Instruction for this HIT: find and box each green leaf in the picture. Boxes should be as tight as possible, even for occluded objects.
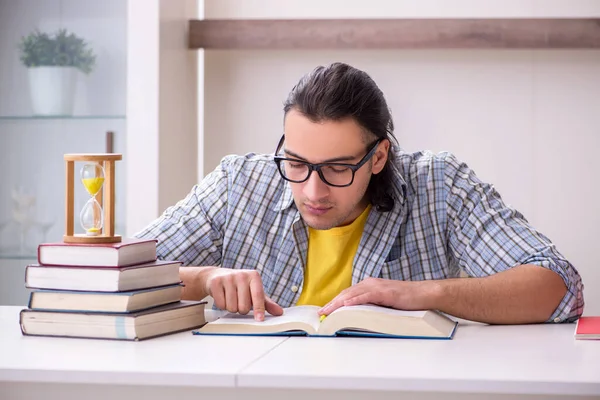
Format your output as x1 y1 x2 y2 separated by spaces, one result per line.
17 28 96 74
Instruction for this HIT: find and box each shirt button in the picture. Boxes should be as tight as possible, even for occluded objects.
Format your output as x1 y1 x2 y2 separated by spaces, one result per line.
554 317 560 323
291 285 299 293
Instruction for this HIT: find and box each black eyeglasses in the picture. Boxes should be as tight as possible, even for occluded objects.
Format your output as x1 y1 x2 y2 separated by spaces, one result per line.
273 135 382 187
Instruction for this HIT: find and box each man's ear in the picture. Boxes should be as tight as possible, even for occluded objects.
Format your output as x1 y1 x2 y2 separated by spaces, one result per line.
372 139 390 174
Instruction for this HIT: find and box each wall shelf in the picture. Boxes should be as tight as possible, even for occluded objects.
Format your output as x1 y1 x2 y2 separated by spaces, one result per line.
0 253 36 260
188 18 600 49
0 115 126 121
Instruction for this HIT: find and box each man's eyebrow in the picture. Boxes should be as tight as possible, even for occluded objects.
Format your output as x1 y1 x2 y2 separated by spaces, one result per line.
284 149 357 163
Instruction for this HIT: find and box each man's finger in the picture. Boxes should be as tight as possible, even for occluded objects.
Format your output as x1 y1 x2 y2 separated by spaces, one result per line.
318 284 361 315
236 279 252 315
249 276 266 321
265 296 284 316
342 292 371 307
211 282 226 310
318 295 346 316
224 278 238 313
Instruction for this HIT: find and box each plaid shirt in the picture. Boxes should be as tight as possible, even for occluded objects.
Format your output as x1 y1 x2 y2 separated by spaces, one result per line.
135 150 584 323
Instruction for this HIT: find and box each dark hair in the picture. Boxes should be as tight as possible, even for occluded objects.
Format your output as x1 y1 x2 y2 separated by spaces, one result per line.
283 62 397 212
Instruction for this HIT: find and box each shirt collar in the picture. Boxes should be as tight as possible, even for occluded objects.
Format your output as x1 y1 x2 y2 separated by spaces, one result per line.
388 162 407 207
274 181 295 212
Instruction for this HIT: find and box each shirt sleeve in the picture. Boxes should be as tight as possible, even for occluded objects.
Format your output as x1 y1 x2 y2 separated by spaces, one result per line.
442 153 584 323
133 158 230 267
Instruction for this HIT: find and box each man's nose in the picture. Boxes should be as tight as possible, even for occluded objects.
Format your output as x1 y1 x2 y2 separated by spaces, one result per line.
302 170 329 201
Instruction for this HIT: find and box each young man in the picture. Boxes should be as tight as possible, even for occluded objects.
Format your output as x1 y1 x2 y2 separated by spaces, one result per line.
135 62 584 325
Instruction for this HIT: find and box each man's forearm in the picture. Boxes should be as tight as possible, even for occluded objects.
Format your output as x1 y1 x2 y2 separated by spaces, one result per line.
429 265 567 324
179 266 218 300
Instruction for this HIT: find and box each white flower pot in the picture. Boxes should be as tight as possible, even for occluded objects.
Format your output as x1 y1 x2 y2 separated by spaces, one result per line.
28 66 77 116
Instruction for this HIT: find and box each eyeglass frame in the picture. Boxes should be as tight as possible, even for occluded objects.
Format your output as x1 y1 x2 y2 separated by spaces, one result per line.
273 134 383 188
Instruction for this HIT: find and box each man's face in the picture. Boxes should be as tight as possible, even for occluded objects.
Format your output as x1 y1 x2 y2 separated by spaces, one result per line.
282 109 388 230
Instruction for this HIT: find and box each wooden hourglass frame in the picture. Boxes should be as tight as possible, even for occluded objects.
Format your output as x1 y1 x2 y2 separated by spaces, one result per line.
63 153 122 244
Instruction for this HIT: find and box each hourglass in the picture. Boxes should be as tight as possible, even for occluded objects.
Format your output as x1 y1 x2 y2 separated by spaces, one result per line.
80 163 105 236
63 154 122 244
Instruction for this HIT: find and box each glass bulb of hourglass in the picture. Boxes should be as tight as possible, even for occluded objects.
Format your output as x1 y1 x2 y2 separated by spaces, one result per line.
80 163 105 236
80 198 103 235
81 163 105 196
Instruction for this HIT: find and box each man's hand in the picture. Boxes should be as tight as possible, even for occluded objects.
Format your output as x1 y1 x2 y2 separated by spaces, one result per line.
204 269 284 321
318 277 439 316
317 266 569 324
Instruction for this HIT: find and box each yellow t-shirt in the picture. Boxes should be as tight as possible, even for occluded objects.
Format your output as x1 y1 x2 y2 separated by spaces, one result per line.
296 204 372 307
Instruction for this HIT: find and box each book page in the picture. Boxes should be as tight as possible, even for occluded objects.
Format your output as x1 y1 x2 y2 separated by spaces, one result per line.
331 304 427 318
211 305 321 330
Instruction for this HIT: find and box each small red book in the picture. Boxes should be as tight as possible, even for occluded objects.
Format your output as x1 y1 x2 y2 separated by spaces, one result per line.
37 238 158 267
574 316 600 340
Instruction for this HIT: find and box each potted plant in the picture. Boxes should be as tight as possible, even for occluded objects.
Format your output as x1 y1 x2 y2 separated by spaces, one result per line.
18 29 96 116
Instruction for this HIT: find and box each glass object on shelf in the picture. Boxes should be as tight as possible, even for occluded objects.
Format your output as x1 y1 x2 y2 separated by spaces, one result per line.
80 162 105 236
11 187 36 255
0 186 57 258
0 220 13 256
36 217 56 244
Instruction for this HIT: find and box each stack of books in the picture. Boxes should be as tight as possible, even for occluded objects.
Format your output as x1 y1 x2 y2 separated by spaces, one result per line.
19 238 206 341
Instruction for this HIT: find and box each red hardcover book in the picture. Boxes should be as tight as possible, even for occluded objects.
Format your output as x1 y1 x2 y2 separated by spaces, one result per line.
37 238 157 267
574 316 600 340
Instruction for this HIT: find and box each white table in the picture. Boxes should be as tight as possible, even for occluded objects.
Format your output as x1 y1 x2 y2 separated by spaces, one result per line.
0 306 285 399
1 306 599 400
240 321 600 399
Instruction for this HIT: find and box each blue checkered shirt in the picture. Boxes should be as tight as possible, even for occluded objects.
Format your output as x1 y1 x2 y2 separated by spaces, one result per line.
135 150 584 323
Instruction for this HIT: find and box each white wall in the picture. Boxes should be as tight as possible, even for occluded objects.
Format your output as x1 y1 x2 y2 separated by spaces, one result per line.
126 0 198 236
202 1 600 315
205 0 600 18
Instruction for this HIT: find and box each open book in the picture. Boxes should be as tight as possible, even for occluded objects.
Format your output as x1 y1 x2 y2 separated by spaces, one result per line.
193 304 458 339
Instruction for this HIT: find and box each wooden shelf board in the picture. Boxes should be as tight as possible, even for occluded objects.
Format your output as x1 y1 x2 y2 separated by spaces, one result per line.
188 18 600 49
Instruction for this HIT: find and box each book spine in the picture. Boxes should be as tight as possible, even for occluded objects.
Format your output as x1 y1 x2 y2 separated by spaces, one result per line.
27 292 34 309
113 239 158 249
37 245 42 265
24 265 31 287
